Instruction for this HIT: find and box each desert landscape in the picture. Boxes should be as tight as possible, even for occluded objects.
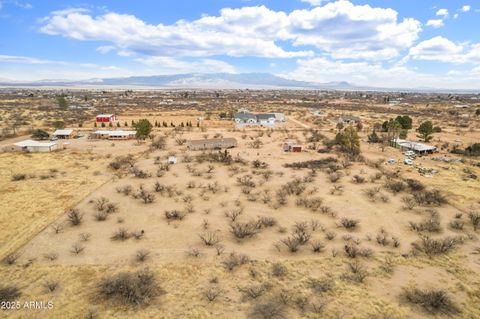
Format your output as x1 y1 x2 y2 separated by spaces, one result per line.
0 88 479 318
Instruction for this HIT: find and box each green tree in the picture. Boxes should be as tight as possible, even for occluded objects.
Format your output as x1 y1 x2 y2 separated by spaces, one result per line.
101 122 106 128
94 122 97 128
417 121 434 142
31 129 49 140
337 126 361 158
56 95 68 109
395 115 412 130
135 119 153 139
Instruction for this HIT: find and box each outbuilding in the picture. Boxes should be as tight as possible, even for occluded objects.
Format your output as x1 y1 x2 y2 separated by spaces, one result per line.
392 139 437 155
52 129 76 139
90 130 137 140
14 139 58 152
96 114 117 123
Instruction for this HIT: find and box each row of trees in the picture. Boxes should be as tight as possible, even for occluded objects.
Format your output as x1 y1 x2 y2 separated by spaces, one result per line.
370 115 439 143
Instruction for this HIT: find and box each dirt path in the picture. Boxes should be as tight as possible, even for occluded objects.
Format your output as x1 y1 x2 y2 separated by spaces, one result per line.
289 117 311 129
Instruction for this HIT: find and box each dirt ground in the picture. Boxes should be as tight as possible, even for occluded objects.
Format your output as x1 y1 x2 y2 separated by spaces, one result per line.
1 107 480 319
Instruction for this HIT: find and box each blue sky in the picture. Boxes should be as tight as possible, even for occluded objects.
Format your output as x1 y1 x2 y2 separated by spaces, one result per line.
0 0 479 89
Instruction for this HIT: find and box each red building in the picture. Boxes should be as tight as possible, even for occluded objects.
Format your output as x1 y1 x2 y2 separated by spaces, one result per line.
96 114 117 123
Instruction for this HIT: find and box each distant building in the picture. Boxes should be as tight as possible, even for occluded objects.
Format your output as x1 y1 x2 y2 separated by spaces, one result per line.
13 139 58 152
234 112 282 127
187 138 237 151
52 129 76 139
168 156 177 164
96 114 117 123
90 130 137 140
283 141 302 153
391 139 437 155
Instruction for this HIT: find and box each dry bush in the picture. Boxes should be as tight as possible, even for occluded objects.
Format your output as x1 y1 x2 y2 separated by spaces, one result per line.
272 262 288 277
330 185 344 195
329 172 341 183
238 283 268 300
0 285 21 302
43 252 59 261
131 166 151 179
165 210 186 221
44 280 59 292
94 211 108 221
135 249 150 263
222 252 249 271
199 231 222 246
131 230 145 240
116 185 133 196
409 210 441 233
402 196 416 210
137 186 155 204
344 260 368 283
281 237 301 253
51 223 64 234
309 277 335 293
296 196 323 212
250 299 287 319
344 243 372 258
93 197 109 211
111 228 131 241
363 187 380 201
376 228 390 246
412 235 464 256
225 208 243 222
11 173 27 181
237 175 256 188
2 252 21 265
405 179 425 192
385 180 406 194
325 231 336 241
413 190 447 206
310 240 325 253
281 178 306 196
230 220 261 239
79 232 91 242
340 217 359 230
257 216 277 228
469 212 480 231
97 269 159 307
449 219 464 230
352 175 365 184
70 243 85 255
67 209 83 226
185 247 202 258
402 287 459 315
204 285 223 302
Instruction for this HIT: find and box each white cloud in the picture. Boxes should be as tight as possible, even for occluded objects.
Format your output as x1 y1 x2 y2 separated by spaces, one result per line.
426 19 444 28
300 0 327 6
408 36 480 64
286 56 480 89
462 5 471 12
436 8 449 17
453 13 459 19
96 45 115 54
135 57 236 74
0 54 66 65
39 1 421 60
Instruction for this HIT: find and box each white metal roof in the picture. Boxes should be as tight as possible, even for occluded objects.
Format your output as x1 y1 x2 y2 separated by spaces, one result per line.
53 129 73 136
393 139 436 152
96 114 114 117
14 139 57 148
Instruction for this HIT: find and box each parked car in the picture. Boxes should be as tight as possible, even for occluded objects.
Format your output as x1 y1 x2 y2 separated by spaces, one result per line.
386 159 397 164
404 151 416 158
404 158 414 165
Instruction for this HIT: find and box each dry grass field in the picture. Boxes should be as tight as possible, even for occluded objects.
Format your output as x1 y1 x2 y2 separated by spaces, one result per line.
1 93 480 319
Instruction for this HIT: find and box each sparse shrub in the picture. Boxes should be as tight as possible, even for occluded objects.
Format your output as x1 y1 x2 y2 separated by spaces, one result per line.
238 284 268 300
204 285 223 302
11 173 27 181
281 236 301 253
111 228 131 241
272 262 288 277
131 166 151 179
44 280 59 292
97 269 159 306
3 252 20 265
309 277 335 293
405 179 425 191
385 180 406 193
310 240 325 253
402 287 459 315
70 243 85 255
135 249 150 263
51 223 64 234
43 252 59 261
185 247 202 258
251 299 287 319
199 231 222 246
413 190 447 206
131 230 145 240
449 219 464 230
325 231 336 241
352 175 365 184
402 196 416 210
137 186 155 204
222 252 249 271
230 220 261 239
79 232 91 242
94 197 109 211
165 210 186 221
94 211 108 221
67 209 83 226
409 210 441 233
412 235 463 256
469 212 480 231
0 285 21 302
257 216 277 228
345 260 368 283
344 243 372 258
340 218 359 230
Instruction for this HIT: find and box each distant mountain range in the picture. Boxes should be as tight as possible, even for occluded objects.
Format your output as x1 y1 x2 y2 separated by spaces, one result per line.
0 73 358 90
0 73 478 93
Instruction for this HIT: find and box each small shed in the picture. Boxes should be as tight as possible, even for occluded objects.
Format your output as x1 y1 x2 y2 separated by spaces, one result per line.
291 145 302 152
14 139 58 152
168 156 177 164
53 129 76 139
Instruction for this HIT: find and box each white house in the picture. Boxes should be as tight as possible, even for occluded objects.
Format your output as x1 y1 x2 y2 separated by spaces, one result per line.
14 139 58 152
53 129 75 139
